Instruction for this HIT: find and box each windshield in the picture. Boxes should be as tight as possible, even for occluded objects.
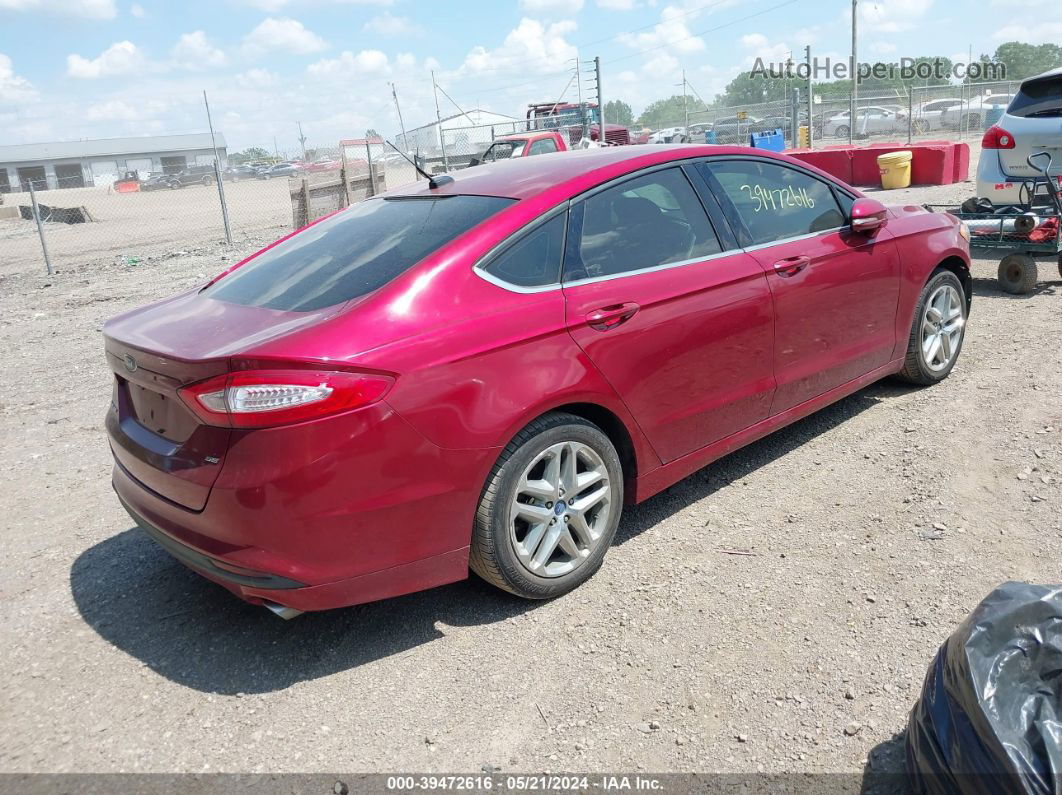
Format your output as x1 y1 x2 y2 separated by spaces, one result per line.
483 141 527 161
205 195 516 311
1009 75 1062 118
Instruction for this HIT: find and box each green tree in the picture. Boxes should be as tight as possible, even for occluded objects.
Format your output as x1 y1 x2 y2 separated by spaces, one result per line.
974 42 1062 82
365 128 380 138
637 95 706 128
603 99 634 127
231 146 269 163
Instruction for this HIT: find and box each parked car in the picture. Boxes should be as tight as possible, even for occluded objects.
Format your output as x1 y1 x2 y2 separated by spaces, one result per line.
822 106 906 138
103 145 971 617
976 68 1062 206
171 164 219 186
648 126 689 144
910 97 964 133
223 165 259 182
711 116 761 142
256 162 299 180
941 92 1015 130
140 173 181 191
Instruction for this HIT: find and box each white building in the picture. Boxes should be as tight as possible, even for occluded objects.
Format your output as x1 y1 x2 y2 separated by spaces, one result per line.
0 132 226 192
397 109 520 157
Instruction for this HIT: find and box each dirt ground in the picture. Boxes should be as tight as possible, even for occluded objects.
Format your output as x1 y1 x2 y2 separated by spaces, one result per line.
0 159 1059 784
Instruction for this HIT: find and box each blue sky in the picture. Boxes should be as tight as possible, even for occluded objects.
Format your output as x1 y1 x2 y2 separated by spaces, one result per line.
1 0 1058 152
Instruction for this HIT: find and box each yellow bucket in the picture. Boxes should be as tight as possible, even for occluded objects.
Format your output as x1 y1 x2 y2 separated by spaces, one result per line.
877 150 913 190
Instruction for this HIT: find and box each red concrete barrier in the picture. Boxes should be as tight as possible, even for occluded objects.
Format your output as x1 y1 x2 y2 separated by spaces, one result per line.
788 141 970 187
785 147 853 184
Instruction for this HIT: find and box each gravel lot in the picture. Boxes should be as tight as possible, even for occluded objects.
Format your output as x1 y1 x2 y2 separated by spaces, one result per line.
0 165 1059 783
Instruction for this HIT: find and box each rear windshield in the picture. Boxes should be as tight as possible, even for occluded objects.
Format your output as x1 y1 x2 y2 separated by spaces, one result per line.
205 194 515 311
1009 75 1062 118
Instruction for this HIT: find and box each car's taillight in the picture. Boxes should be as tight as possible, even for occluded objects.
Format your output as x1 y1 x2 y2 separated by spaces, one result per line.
981 125 1015 149
178 369 393 428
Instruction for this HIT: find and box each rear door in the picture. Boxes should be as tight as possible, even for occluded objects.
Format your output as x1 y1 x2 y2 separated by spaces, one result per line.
561 164 775 463
703 157 900 415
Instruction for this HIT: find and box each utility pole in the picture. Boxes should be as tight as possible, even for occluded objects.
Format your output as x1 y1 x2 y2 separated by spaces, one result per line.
806 45 814 147
682 69 689 131
432 70 449 172
849 0 857 146
574 55 589 139
595 56 605 139
203 90 232 246
390 82 408 150
297 121 307 161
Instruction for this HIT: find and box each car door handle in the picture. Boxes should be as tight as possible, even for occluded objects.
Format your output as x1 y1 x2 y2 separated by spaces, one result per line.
586 302 640 331
772 255 810 276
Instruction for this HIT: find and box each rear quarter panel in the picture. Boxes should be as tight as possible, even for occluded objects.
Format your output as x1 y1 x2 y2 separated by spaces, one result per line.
884 204 971 359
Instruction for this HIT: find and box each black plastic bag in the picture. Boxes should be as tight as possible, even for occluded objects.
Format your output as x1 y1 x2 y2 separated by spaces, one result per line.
906 582 1062 794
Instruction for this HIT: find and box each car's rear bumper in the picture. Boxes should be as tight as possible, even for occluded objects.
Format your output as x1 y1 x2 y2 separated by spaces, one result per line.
974 151 1056 206
109 401 494 611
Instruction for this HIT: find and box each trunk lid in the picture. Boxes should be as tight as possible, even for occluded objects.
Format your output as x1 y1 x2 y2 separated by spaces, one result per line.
104 289 341 510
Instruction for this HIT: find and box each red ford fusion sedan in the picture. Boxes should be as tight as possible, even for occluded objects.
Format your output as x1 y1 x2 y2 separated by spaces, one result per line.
104 145 971 618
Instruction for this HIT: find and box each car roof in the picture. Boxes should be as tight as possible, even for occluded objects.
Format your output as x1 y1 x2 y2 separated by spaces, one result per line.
382 144 831 201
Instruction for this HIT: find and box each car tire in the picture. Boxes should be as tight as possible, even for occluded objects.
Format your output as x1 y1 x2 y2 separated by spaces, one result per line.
966 114 981 130
896 268 967 385
470 412 623 600
835 125 850 138
202 176 214 186
1057 256 1062 281
998 254 1037 295
168 181 180 190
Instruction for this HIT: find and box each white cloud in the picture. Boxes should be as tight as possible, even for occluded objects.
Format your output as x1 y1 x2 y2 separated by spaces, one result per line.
242 17 327 57
519 0 584 12
0 0 116 18
597 0 637 8
741 33 768 49
869 41 898 55
307 49 389 77
0 53 38 103
235 68 279 88
459 18 578 76
172 31 227 70
129 2 145 16
363 12 420 36
617 4 705 55
854 0 930 34
66 41 144 79
237 0 391 8
992 21 1062 44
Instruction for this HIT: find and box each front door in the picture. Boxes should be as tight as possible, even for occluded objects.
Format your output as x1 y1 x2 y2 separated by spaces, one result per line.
703 158 901 415
561 165 776 463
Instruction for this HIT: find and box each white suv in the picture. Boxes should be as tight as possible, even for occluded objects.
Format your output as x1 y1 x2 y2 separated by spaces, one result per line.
977 68 1062 206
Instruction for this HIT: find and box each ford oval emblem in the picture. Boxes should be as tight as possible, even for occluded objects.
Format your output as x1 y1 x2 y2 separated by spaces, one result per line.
123 354 137 373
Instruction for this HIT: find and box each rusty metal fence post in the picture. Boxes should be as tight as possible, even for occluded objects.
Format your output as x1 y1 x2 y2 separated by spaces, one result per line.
28 179 53 275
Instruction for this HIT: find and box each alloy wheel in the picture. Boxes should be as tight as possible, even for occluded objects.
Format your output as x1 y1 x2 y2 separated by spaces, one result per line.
509 441 612 578
921 284 964 371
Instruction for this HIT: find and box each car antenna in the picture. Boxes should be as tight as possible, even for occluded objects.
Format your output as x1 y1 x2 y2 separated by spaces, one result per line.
385 141 454 189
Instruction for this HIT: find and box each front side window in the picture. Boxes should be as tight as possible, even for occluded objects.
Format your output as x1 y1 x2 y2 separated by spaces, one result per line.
564 167 721 281
481 213 565 288
206 195 515 311
706 159 845 245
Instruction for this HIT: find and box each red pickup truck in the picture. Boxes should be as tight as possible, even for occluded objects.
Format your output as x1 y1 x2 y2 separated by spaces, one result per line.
471 131 569 165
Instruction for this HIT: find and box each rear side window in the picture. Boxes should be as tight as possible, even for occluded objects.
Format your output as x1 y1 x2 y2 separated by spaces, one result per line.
564 167 722 281
481 213 565 288
706 160 844 245
1008 75 1062 118
529 138 559 156
205 195 515 311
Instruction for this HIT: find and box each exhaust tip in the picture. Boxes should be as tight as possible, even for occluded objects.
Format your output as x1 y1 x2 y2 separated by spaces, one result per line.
264 602 304 620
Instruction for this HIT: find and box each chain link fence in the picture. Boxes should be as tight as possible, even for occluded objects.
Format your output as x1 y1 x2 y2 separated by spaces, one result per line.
3 81 1018 275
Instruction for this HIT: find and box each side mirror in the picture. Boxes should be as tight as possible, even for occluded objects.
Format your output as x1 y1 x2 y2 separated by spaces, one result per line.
468 156 481 167
850 197 888 236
